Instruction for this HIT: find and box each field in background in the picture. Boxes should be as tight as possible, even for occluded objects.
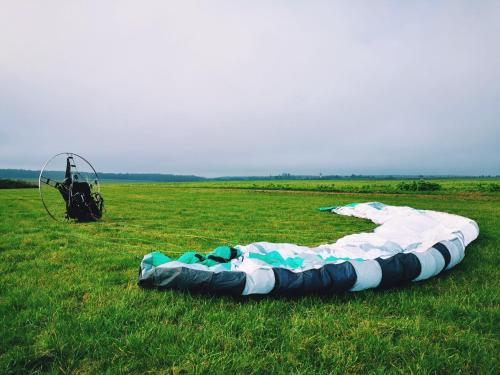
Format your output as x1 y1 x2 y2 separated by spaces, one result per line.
170 178 500 193
0 180 499 373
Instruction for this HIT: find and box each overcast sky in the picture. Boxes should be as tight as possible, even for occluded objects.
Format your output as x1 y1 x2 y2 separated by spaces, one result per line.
1 1 499 176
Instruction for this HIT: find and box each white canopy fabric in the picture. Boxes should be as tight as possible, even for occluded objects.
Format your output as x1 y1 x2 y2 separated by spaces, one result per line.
139 202 479 296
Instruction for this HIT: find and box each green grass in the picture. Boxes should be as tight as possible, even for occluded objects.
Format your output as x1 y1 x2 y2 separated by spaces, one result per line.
0 181 499 374
169 178 500 194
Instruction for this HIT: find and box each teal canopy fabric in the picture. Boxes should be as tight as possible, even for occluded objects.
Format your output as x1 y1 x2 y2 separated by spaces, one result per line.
138 202 479 296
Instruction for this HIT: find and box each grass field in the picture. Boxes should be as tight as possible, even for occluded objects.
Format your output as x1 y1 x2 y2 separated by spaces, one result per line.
1 180 499 374
170 178 500 194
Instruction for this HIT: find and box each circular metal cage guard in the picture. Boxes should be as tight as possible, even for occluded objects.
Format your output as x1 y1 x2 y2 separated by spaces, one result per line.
39 152 103 222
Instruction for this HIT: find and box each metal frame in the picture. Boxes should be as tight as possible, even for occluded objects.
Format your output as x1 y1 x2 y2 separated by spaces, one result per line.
38 152 101 221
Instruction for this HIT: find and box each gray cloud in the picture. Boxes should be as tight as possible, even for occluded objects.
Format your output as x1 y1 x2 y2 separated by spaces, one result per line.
1 1 499 176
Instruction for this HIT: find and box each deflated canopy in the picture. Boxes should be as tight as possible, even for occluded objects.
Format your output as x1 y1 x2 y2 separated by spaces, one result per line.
138 202 479 296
